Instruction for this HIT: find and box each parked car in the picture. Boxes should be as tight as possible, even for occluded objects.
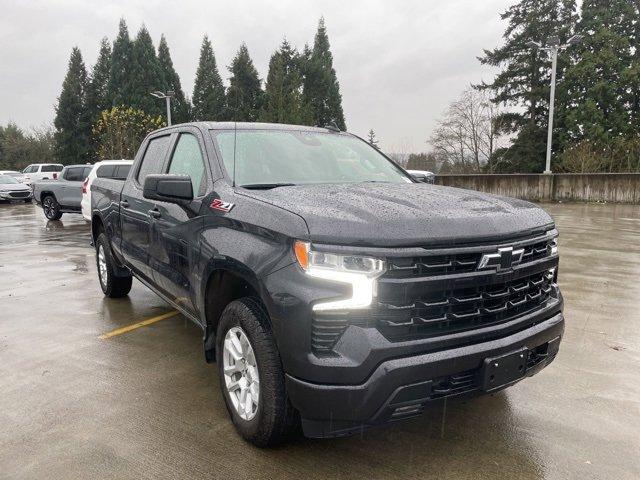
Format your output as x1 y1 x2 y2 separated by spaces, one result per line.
33 164 93 219
91 122 563 447
0 175 33 202
0 170 27 183
21 163 64 185
81 160 133 221
407 169 435 183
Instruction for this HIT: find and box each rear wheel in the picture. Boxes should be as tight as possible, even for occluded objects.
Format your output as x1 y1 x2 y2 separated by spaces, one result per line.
42 195 62 220
216 297 300 447
96 233 132 298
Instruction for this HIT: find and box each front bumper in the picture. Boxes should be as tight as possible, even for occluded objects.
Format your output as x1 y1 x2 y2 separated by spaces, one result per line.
0 192 33 201
286 312 564 438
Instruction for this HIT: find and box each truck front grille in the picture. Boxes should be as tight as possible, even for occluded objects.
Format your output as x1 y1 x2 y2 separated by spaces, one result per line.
311 231 560 355
375 271 556 340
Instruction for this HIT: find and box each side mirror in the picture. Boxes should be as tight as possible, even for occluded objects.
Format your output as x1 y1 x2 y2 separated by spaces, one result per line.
143 174 193 205
410 172 435 184
411 173 429 183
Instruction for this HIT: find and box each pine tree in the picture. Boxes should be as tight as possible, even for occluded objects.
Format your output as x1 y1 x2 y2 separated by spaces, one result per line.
478 0 577 172
367 129 379 148
157 35 190 123
262 40 312 124
129 26 165 117
108 19 134 108
562 0 636 153
85 38 112 159
302 18 346 130
226 44 263 122
54 47 90 164
192 36 226 121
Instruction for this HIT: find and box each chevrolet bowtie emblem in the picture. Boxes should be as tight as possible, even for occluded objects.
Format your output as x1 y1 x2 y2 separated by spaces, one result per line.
477 246 524 271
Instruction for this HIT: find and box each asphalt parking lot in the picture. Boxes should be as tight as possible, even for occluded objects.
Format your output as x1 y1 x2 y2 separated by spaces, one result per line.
1 201 639 480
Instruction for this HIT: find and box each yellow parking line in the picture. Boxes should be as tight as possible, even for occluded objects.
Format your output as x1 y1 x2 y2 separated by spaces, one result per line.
99 311 180 339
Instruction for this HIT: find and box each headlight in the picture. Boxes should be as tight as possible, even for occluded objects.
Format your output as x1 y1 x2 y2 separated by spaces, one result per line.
293 241 385 311
549 237 558 256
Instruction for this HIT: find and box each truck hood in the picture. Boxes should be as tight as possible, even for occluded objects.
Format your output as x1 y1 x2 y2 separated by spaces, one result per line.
242 183 555 247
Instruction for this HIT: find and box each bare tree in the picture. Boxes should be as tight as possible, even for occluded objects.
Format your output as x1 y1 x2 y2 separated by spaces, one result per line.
429 89 502 173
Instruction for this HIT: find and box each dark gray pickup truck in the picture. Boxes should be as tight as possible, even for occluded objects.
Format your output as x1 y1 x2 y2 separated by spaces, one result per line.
90 122 563 446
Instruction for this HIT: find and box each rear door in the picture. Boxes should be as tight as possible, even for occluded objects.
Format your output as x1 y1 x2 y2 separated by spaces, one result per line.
120 134 172 283
150 130 209 314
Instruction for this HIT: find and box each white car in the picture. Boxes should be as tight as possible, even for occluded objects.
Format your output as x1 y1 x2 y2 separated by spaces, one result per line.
22 163 64 185
0 175 33 202
81 160 133 221
0 170 27 183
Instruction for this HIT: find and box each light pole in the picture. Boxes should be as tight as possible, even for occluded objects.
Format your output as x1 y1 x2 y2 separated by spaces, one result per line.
527 34 582 174
150 90 175 126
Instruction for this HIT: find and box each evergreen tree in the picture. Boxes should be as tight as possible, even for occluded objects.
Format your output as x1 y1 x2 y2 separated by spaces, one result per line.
302 18 346 130
478 0 577 172
54 47 90 164
108 19 134 108
129 26 165 117
86 38 112 158
262 40 312 124
226 44 263 122
158 35 190 123
192 36 226 121
367 129 379 148
562 0 636 152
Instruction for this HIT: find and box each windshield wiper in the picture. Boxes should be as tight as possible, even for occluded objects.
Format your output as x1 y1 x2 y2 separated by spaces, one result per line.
239 183 297 190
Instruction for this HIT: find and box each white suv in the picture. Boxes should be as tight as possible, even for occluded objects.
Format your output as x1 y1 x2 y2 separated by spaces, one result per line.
22 163 64 185
81 160 133 221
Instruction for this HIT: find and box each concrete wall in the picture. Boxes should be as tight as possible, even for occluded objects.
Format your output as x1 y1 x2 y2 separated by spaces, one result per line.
435 173 640 203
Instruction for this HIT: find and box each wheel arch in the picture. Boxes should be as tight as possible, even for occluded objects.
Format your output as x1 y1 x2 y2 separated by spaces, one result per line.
201 261 269 362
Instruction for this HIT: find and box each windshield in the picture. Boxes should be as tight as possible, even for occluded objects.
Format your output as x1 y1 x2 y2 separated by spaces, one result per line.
210 129 412 187
0 176 20 184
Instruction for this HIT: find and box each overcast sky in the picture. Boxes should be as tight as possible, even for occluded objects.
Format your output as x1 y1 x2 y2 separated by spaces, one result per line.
0 0 513 152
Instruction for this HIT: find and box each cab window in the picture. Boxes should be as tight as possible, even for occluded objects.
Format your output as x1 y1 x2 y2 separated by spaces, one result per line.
137 135 171 185
167 133 206 196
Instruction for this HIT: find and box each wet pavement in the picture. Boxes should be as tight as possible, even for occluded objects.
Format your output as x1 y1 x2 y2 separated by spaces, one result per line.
0 201 639 480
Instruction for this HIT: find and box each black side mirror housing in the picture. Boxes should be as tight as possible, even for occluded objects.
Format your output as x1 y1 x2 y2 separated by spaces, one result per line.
143 174 193 205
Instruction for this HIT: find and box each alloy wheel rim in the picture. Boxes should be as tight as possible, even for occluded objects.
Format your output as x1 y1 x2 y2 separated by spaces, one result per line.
223 326 260 421
43 198 53 218
98 245 108 286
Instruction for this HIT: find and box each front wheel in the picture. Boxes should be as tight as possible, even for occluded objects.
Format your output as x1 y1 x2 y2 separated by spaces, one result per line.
96 233 132 298
216 297 300 447
42 195 62 220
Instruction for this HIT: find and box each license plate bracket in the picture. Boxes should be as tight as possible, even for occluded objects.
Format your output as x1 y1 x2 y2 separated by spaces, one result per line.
481 347 528 392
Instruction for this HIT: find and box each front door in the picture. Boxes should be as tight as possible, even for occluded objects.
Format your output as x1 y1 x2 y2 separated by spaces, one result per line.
120 134 172 283
151 131 208 315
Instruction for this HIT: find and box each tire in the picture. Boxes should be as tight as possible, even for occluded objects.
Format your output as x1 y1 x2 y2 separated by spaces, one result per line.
42 195 62 220
216 297 300 447
96 233 132 298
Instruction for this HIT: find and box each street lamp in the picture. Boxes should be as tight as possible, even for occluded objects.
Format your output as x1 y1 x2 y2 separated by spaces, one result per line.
150 90 175 126
528 34 583 174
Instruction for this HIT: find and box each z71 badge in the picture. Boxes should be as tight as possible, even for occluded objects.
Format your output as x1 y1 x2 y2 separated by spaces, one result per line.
210 198 234 213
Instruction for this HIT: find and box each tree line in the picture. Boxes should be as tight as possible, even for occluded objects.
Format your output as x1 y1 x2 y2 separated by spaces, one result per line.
417 0 640 174
0 17 346 168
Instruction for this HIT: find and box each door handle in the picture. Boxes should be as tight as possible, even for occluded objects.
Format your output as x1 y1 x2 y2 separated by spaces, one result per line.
148 208 161 219
120 200 129 209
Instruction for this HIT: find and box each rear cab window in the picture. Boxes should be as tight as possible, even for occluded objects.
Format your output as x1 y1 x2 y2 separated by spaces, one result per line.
42 165 63 172
136 135 171 186
64 167 86 181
